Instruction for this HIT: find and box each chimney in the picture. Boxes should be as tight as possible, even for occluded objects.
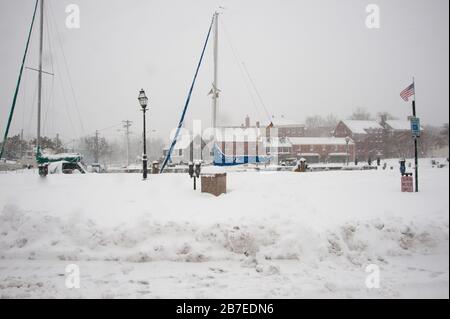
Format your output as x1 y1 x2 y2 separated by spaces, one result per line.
245 115 250 128
256 121 260 128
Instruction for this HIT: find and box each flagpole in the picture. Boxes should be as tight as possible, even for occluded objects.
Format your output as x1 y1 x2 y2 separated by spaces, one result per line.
412 77 416 116
412 77 419 192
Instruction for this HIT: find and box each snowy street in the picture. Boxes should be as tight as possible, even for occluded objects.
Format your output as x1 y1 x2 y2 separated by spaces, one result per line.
0 159 448 298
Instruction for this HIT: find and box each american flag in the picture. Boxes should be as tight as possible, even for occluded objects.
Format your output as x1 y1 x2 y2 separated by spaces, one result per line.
400 83 415 101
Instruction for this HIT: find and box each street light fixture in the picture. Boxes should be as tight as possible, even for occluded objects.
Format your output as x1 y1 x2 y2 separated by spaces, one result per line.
345 136 350 166
138 89 149 179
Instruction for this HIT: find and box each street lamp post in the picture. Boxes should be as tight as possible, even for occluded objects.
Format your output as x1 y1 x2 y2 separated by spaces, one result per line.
345 136 350 166
138 89 149 179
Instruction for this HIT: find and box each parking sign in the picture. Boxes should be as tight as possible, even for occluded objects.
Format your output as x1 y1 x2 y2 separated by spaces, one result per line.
410 117 420 137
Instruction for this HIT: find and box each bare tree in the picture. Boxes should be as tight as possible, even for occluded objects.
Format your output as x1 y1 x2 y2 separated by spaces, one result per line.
349 107 372 120
377 111 398 122
80 136 111 164
305 113 338 137
324 113 338 127
305 115 324 129
440 123 449 146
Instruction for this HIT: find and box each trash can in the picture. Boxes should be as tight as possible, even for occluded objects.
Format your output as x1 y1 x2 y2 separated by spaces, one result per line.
201 173 227 196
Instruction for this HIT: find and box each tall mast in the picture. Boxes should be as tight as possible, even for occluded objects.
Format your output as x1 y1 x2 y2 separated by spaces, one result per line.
211 11 219 129
37 0 44 154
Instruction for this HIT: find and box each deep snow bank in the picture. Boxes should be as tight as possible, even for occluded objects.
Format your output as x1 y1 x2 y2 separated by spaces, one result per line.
0 160 448 269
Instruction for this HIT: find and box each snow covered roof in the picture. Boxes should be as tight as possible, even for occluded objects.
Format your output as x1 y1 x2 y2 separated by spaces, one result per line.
289 137 354 146
342 120 383 134
215 127 263 142
40 152 82 160
385 120 423 131
265 117 304 127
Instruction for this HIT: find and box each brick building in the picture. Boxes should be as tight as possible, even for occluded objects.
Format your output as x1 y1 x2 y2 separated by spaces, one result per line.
289 137 355 163
334 120 384 161
265 116 305 138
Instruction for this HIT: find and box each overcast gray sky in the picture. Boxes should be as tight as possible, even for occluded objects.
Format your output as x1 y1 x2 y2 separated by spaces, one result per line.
0 0 448 143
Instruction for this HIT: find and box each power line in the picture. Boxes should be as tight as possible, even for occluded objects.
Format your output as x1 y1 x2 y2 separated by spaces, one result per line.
47 0 85 136
220 17 273 124
241 62 272 123
219 18 262 121
97 122 123 132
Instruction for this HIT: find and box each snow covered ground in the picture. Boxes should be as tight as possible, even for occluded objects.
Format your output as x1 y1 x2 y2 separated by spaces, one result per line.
0 159 448 298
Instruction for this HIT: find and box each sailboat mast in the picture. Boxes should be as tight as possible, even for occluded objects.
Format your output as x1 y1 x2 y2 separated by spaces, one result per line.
212 11 219 129
37 0 44 154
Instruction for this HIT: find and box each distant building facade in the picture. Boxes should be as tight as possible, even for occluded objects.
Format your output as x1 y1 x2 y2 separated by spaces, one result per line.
334 120 384 161
265 116 306 138
289 137 355 163
164 115 427 166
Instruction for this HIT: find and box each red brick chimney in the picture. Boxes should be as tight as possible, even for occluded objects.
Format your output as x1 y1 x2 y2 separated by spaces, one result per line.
245 115 250 128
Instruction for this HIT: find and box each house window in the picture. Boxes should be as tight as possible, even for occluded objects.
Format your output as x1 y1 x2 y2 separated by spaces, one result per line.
179 149 183 156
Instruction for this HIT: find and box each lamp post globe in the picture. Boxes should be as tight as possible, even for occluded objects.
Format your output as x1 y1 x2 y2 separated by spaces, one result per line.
138 89 148 110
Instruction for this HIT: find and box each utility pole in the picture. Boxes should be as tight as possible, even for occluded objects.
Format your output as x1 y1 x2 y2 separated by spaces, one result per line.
94 130 99 163
55 133 60 151
20 129 24 159
122 120 132 167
